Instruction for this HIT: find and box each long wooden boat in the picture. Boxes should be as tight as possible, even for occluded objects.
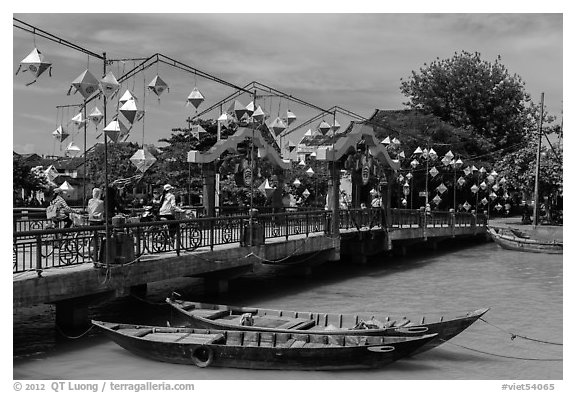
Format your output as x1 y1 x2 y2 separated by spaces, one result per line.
92 320 437 370
487 226 562 254
166 298 489 354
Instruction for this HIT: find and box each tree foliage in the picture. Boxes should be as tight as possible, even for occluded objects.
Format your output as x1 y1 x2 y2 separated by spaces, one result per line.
13 157 48 193
400 51 534 156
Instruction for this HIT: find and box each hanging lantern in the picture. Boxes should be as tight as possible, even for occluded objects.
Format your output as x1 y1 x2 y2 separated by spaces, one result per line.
444 150 454 160
398 151 406 159
65 142 81 157
191 124 207 139
244 101 255 117
293 178 301 187
495 203 503 211
486 174 495 184
432 194 442 205
398 174 404 182
457 176 466 186
481 197 489 205
120 99 138 124
429 166 439 178
472 165 478 172
302 188 311 199
401 198 408 207
252 106 265 122
148 75 169 98
44 165 58 182
480 181 487 190
217 113 230 128
59 181 74 192
479 166 486 174
304 129 313 137
70 112 86 129
406 172 413 180
436 183 448 194
186 87 205 109
130 148 157 173
470 184 479 194
119 89 137 105
369 188 378 197
463 201 471 211
103 119 130 143
88 107 104 127
228 100 247 120
67 69 99 100
381 136 391 145
428 148 438 160
286 110 297 126
16 48 52 86
490 170 498 177
269 117 286 137
287 140 296 152
499 177 507 185
99 71 120 99
298 159 306 167
332 120 341 133
413 146 423 155
306 167 315 177
489 192 498 200
310 150 317 158
410 159 419 168
392 137 401 145
422 148 429 159
52 125 69 143
454 158 464 168
464 166 472 176
441 155 452 166
318 120 331 135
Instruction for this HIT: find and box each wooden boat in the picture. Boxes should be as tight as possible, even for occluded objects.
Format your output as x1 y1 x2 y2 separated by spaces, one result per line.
166 298 489 354
92 320 437 370
487 226 562 254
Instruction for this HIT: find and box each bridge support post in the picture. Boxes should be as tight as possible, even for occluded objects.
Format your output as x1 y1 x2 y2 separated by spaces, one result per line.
204 278 229 294
55 300 89 337
450 208 456 237
202 165 216 217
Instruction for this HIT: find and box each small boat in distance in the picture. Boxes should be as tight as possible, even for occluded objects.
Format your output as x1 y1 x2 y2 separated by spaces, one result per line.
92 320 438 370
166 298 489 354
487 226 562 254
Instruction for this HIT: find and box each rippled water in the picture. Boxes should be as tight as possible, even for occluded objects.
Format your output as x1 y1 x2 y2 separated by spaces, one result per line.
13 239 563 380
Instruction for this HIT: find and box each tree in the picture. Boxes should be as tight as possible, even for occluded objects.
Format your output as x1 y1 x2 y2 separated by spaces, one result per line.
13 157 48 194
400 51 535 156
84 142 140 187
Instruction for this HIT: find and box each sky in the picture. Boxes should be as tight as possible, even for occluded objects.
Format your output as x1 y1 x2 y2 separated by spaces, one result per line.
11 11 563 158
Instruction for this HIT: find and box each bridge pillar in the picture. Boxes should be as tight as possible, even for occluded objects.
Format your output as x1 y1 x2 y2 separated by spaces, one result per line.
379 173 391 228
202 165 216 217
55 300 89 337
328 162 341 238
204 278 229 294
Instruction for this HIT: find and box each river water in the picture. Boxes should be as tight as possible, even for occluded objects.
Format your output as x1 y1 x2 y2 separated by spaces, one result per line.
12 238 563 382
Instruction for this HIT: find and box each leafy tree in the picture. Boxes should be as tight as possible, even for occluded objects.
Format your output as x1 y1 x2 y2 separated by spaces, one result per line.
400 51 535 156
84 142 140 187
13 157 48 193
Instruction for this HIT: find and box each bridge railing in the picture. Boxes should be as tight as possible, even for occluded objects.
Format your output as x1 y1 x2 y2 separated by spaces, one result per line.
258 210 331 240
339 208 384 231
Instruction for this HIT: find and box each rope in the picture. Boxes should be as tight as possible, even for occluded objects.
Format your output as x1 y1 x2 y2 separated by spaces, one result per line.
479 317 563 346
55 323 95 339
440 339 562 362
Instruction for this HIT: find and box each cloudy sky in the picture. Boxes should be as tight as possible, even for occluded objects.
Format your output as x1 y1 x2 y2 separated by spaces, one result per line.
12 12 563 157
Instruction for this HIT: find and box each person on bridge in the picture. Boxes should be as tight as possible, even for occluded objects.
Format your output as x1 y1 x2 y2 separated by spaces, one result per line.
159 184 184 243
48 188 75 228
87 187 104 226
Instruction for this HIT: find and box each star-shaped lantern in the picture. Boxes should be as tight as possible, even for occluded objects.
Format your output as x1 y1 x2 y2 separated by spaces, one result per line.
52 125 69 143
89 107 104 127
244 101 255 117
481 197 489 205
306 167 315 177
470 184 479 194
119 90 137 106
293 179 301 187
318 120 331 135
148 75 169 98
457 176 466 186
464 166 472 176
99 71 120 99
463 201 471 211
441 155 452 166
286 110 297 126
302 188 310 199
269 117 287 137
410 159 419 168
432 195 442 205
130 148 157 173
480 181 488 190
436 183 448 194
332 120 341 134
429 166 439 178
406 172 413 180
103 119 130 143
16 48 52 86
298 159 306 168
67 69 99 100
70 112 86 130
186 87 205 110
413 146 423 155
191 124 207 139
252 106 266 123
392 137 401 145
381 136 391 145
65 142 81 157
120 99 138 124
228 100 247 120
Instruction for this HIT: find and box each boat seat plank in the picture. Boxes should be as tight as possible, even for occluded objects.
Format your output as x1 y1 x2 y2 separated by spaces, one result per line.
277 319 317 330
144 332 223 344
189 309 230 320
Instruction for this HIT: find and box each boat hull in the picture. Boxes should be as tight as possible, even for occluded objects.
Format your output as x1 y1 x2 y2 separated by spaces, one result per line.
166 299 489 354
93 321 436 370
488 227 562 254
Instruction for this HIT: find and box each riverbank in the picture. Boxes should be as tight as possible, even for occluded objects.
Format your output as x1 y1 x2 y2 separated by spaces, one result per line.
488 215 563 242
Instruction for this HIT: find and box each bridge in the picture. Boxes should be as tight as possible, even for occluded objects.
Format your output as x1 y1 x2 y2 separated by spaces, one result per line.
13 207 486 333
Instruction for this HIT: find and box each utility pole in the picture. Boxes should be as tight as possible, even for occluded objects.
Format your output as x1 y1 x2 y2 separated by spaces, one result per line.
533 92 544 228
